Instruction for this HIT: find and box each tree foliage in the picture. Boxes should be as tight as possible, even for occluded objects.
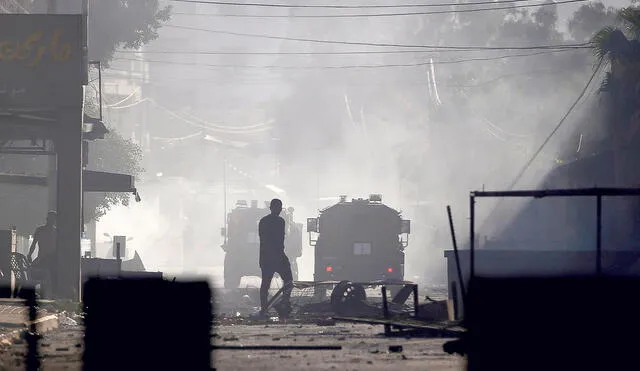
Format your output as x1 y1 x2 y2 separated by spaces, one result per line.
84 128 144 222
267 1 621 198
589 5 640 188
591 6 640 70
568 2 617 42
0 1 169 229
88 0 171 65
81 0 170 220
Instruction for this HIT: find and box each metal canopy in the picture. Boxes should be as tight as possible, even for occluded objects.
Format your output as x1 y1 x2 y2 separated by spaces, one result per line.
82 115 109 140
468 187 640 283
82 170 135 193
471 188 640 198
0 170 136 194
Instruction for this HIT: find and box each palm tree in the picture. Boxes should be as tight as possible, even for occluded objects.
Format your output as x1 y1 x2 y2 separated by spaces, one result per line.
592 7 640 93
591 7 640 181
591 6 640 245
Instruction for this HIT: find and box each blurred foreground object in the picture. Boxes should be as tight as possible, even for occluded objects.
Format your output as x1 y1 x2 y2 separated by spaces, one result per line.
464 276 640 371
82 277 213 371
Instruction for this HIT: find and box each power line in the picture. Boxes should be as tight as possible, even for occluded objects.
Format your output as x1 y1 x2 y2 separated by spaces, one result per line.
476 62 603 233
146 98 272 134
111 49 588 70
105 87 141 108
165 24 590 50
168 0 587 17
152 131 204 142
115 48 586 56
506 60 604 191
117 49 422 55
104 65 592 88
170 0 572 9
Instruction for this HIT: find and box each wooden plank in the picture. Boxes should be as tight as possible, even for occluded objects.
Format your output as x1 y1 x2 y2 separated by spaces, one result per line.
333 315 466 335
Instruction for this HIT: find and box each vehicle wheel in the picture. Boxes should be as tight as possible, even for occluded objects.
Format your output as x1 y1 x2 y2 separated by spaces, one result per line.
290 259 299 281
330 281 366 315
223 253 242 289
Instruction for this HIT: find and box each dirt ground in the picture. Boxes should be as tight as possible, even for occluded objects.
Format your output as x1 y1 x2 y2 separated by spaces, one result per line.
0 321 463 370
0 285 461 370
0 325 82 370
213 321 464 371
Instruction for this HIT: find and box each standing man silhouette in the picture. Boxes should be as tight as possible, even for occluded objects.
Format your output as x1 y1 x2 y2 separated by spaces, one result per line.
27 211 57 297
258 198 293 317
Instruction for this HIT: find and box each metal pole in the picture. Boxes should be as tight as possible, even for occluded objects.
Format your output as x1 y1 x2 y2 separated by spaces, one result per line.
46 0 58 213
596 195 602 275
469 194 476 281
412 284 419 317
116 242 122 276
223 156 228 246
24 288 40 371
47 150 57 211
98 62 103 121
381 286 390 335
447 205 466 310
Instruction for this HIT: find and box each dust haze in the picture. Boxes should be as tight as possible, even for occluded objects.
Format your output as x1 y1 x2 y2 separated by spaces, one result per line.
93 1 621 286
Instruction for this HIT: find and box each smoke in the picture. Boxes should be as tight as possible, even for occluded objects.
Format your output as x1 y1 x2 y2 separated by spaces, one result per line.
97 1 616 286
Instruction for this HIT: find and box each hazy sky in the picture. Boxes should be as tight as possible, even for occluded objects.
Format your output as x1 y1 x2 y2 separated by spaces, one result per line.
558 0 631 31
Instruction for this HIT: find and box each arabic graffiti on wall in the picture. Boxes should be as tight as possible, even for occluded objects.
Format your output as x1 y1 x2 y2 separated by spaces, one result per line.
0 30 73 68
0 14 84 109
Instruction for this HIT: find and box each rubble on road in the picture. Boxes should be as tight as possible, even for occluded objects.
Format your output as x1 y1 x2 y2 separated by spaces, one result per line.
212 322 463 370
213 283 459 340
58 313 79 327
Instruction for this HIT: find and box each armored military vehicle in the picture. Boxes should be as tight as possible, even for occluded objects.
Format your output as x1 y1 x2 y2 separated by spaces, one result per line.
307 194 410 282
221 200 303 289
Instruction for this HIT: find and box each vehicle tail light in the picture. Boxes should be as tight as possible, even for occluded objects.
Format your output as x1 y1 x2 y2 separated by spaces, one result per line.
387 267 393 273
326 266 333 272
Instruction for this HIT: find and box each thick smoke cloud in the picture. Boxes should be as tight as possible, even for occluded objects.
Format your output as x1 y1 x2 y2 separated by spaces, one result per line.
96 1 620 286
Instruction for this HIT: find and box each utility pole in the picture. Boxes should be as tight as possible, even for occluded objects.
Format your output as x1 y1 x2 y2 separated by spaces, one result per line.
47 0 87 300
97 61 102 120
223 154 227 247
47 151 57 211
46 1 57 212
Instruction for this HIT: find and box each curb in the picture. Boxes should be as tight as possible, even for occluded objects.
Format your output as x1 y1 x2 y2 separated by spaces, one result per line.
0 314 60 346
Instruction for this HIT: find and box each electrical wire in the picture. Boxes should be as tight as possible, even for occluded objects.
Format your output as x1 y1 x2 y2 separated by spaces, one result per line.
179 110 273 132
170 0 570 9
105 87 141 108
476 63 604 234
506 60 604 191
168 0 587 18
106 97 150 110
450 62 593 88
110 49 588 70
165 24 590 51
115 48 586 56
148 100 231 132
102 63 593 90
151 131 204 141
146 98 272 134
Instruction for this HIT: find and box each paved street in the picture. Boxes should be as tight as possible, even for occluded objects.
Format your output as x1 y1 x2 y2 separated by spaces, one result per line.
0 285 462 370
213 322 463 371
0 325 82 370
0 320 462 370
